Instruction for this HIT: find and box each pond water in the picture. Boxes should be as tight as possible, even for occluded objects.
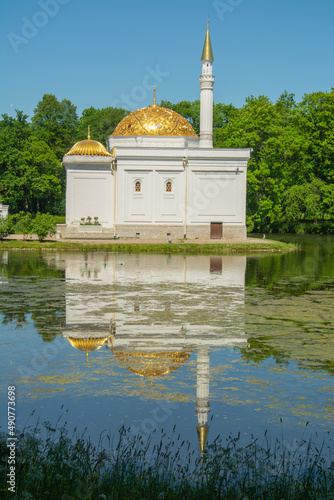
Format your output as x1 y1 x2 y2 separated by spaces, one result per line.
1 235 334 455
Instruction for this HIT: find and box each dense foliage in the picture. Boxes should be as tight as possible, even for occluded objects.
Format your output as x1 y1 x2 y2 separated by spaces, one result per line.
165 90 334 233
0 89 333 232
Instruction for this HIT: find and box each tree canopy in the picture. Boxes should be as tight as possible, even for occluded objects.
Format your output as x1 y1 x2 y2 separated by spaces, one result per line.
76 106 129 145
31 94 79 160
0 88 333 233
0 110 61 213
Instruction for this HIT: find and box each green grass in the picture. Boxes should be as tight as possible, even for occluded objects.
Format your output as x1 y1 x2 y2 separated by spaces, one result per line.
1 415 333 499
53 216 66 225
0 239 296 255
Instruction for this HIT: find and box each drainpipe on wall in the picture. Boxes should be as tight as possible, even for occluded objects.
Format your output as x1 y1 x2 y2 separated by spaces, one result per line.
183 156 188 238
112 158 117 237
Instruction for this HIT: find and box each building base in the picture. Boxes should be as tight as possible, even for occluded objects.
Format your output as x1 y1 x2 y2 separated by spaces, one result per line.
57 224 247 240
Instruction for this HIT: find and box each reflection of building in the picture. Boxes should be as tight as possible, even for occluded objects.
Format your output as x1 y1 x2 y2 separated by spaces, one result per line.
52 252 247 455
62 23 250 240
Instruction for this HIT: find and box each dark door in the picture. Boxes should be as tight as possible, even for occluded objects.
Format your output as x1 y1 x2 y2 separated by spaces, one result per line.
210 222 222 239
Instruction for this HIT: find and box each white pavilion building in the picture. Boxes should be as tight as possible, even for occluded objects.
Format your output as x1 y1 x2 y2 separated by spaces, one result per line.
62 23 251 240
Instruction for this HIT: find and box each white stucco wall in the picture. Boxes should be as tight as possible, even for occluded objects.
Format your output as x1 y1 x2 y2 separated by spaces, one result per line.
63 157 113 226
63 145 250 238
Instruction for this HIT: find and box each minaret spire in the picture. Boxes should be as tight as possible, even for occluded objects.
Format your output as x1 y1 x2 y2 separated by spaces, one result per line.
199 21 215 148
201 19 214 62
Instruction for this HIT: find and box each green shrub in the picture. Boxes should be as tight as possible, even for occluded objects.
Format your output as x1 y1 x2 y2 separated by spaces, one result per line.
31 213 56 242
0 215 13 239
13 212 33 239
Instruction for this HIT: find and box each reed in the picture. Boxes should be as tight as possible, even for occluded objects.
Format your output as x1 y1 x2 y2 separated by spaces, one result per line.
1 414 333 499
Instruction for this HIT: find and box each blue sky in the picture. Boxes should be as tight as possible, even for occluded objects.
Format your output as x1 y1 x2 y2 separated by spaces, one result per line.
1 0 333 121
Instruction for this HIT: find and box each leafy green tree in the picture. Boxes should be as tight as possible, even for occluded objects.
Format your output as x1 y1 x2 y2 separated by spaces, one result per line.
31 94 78 160
296 89 334 183
0 111 62 213
160 100 200 134
76 106 129 145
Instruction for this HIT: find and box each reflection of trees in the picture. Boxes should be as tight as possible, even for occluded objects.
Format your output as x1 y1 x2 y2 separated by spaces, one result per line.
244 236 334 375
0 252 65 341
239 338 290 365
246 236 334 295
239 336 334 376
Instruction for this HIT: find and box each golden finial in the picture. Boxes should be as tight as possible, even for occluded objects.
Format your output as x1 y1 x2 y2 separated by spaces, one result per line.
88 125 91 140
201 19 214 61
153 86 156 105
207 18 209 29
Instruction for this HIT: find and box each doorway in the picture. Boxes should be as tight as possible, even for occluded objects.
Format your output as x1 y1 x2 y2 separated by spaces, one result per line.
210 222 222 239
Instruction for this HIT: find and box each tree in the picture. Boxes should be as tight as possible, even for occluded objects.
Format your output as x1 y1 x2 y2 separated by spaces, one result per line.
0 111 62 213
76 106 129 145
31 94 79 160
296 89 334 183
160 100 200 134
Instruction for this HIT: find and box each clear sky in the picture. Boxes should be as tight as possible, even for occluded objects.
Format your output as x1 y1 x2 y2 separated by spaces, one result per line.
1 0 333 121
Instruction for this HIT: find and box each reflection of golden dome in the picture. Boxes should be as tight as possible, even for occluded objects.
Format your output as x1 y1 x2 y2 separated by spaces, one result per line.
67 337 108 353
111 105 198 138
65 128 113 157
112 350 192 377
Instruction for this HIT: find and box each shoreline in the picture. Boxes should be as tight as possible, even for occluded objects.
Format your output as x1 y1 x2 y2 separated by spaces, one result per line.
0 234 296 254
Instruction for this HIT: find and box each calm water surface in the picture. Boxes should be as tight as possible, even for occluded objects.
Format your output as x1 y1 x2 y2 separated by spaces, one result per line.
0 235 333 454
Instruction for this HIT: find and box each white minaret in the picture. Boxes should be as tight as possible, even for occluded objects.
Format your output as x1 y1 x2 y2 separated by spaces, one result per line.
200 20 215 148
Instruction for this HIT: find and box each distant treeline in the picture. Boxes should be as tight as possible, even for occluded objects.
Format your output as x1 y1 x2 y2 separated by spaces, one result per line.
0 90 333 233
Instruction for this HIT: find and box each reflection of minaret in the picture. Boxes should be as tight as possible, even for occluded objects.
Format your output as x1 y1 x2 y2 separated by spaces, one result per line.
196 347 210 457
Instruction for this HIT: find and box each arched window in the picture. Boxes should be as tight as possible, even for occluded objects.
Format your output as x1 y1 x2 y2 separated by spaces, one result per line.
135 180 141 192
166 180 172 193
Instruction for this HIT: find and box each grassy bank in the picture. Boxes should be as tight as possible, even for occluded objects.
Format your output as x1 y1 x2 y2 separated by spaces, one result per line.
0 239 296 254
1 418 333 499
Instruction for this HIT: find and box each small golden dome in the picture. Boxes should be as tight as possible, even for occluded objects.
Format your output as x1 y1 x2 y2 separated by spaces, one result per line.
65 140 113 157
111 105 198 138
112 350 192 378
67 337 108 352
65 127 113 157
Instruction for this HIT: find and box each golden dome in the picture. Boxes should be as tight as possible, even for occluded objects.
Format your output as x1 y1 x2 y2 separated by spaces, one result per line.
67 337 109 352
65 128 113 157
111 105 198 138
112 350 192 378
